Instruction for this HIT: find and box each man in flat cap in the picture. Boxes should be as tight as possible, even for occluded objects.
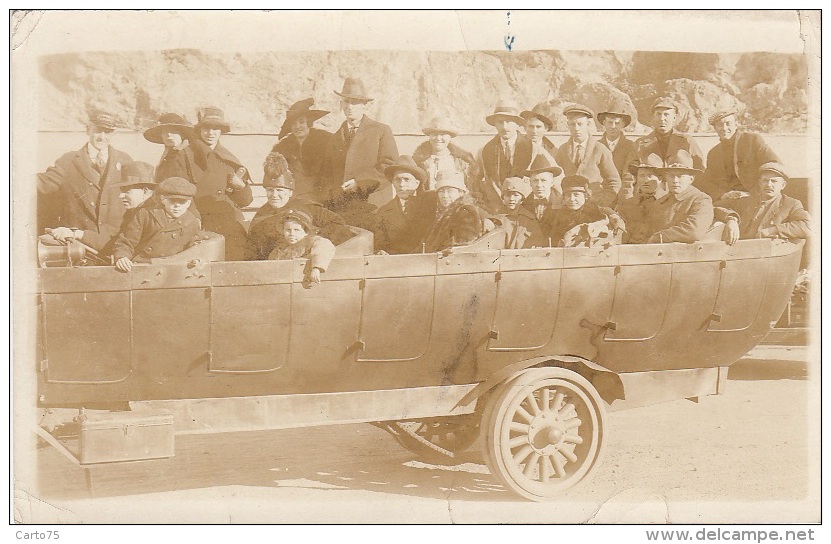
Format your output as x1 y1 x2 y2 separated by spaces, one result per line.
38 110 133 245
322 77 399 211
411 116 475 192
554 103 621 208
628 97 706 174
717 162 810 245
470 103 534 214
144 113 203 184
699 109 781 201
246 152 352 261
520 102 558 165
596 99 637 182
374 155 438 254
272 98 334 201
189 106 253 261
646 150 714 244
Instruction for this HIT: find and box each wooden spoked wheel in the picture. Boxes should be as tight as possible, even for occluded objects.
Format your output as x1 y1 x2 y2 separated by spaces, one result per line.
483 367 606 501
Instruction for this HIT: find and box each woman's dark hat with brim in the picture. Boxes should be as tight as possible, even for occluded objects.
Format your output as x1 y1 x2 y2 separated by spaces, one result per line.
384 155 427 184
195 107 231 133
279 98 329 139
520 102 554 132
334 78 373 102
143 113 193 144
116 161 157 188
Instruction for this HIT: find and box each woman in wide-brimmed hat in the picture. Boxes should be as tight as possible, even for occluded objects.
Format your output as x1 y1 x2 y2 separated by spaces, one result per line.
144 113 203 184
411 116 475 192
272 98 333 200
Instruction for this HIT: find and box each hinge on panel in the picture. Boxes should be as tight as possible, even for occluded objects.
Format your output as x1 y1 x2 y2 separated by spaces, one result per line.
494 271 502 282
39 359 48 372
614 265 621 276
719 260 727 270
488 330 499 340
709 313 722 323
604 321 617 331
205 286 212 298
359 278 366 290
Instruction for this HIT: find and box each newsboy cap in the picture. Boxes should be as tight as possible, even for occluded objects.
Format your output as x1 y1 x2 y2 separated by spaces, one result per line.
143 113 193 144
708 109 739 127
562 175 591 194
758 162 788 180
116 161 157 188
158 177 197 198
282 209 316 233
87 110 119 132
562 103 595 119
651 97 677 112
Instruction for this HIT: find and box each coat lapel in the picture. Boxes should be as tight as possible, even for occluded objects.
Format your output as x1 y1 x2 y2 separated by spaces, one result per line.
73 148 101 185
101 145 121 184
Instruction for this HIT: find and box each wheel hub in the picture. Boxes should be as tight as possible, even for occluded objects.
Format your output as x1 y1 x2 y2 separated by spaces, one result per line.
528 412 573 455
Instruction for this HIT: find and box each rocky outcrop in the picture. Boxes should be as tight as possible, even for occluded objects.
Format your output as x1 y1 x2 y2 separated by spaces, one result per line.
37 49 807 135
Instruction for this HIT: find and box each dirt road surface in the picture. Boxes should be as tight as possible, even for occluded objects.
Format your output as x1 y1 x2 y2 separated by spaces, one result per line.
19 346 819 524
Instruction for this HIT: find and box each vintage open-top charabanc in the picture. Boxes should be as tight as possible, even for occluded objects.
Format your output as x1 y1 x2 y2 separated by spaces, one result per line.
34 226 804 501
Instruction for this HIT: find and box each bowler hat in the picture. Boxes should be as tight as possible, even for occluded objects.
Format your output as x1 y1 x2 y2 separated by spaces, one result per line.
758 162 788 180
335 78 373 102
708 109 739 127
562 103 595 119
485 103 525 126
525 154 563 177
262 152 295 190
282 209 316 233
116 161 157 188
651 97 677 112
195 107 231 133
596 99 633 127
657 150 703 175
520 102 555 131
562 175 591 194
279 98 329 139
434 170 468 192
158 177 197 198
87 109 119 132
422 116 459 137
384 155 427 184
502 177 531 199
143 113 193 144
626 153 665 176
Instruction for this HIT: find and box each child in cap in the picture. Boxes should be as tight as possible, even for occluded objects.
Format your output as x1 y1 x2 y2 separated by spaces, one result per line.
268 209 336 285
113 176 201 272
547 175 624 247
496 177 544 249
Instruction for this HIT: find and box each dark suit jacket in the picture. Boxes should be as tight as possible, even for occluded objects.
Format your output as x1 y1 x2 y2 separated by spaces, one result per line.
598 135 637 178
494 205 545 249
648 186 714 243
155 141 203 185
323 115 398 201
700 131 780 200
373 191 438 254
627 130 706 173
718 193 810 240
554 136 621 198
546 203 608 247
38 145 133 241
273 127 333 200
471 135 534 214
112 205 201 262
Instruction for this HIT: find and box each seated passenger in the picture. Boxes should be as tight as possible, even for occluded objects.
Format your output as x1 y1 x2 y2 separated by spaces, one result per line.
422 171 488 253
246 152 352 261
113 177 201 272
496 177 545 249
547 175 622 247
615 153 665 244
268 210 336 285
646 151 714 244
522 154 564 223
374 155 438 254
411 116 475 191
718 162 810 245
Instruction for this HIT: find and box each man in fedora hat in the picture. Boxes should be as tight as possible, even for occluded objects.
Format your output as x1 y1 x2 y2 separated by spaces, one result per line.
246 152 352 261
646 150 714 244
322 77 398 211
273 98 333 200
144 113 203 184
422 171 489 253
189 106 253 261
615 154 666 244
411 116 475 192
716 162 810 245
470 103 535 214
596 99 637 180
699 109 781 201
374 155 438 254
520 102 558 165
627 97 705 176
554 103 621 208
522 154 564 224
38 109 133 244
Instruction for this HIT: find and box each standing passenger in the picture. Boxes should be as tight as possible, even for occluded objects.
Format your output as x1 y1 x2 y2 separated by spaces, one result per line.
411 116 475 192
143 113 202 184
272 98 333 201
627 97 706 173
596 99 637 192
520 102 558 165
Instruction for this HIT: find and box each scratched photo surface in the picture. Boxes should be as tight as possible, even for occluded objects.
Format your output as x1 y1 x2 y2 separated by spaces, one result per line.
11 10 820 526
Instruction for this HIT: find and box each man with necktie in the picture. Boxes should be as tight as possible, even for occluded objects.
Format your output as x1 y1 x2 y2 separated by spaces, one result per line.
521 154 564 235
520 102 558 165
626 97 706 175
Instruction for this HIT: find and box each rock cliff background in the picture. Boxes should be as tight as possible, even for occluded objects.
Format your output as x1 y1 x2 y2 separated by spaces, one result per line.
38 49 808 135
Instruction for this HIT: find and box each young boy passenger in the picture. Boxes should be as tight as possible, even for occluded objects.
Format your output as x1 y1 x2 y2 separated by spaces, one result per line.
268 209 336 285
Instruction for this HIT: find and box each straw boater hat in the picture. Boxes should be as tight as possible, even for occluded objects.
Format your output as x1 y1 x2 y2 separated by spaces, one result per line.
143 113 193 144
384 155 427 183
422 116 459 137
334 78 373 102
434 170 468 192
485 103 525 126
87 110 119 132
262 152 295 189
626 153 665 176
657 150 704 176
502 177 532 199
158 177 197 199
279 98 329 139
195 107 231 133
525 154 563 177
708 108 739 127
596 98 633 127
520 102 555 131
562 103 595 119
561 175 591 194
758 162 788 180
115 161 157 189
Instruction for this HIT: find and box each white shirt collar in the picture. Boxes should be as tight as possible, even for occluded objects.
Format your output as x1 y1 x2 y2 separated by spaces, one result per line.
87 143 108 162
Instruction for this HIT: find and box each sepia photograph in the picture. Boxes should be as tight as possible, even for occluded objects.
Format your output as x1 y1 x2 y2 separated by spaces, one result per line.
10 9 822 529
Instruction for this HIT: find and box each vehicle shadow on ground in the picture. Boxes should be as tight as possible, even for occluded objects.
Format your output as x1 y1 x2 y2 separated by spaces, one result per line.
727 357 808 381
37 426 517 502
